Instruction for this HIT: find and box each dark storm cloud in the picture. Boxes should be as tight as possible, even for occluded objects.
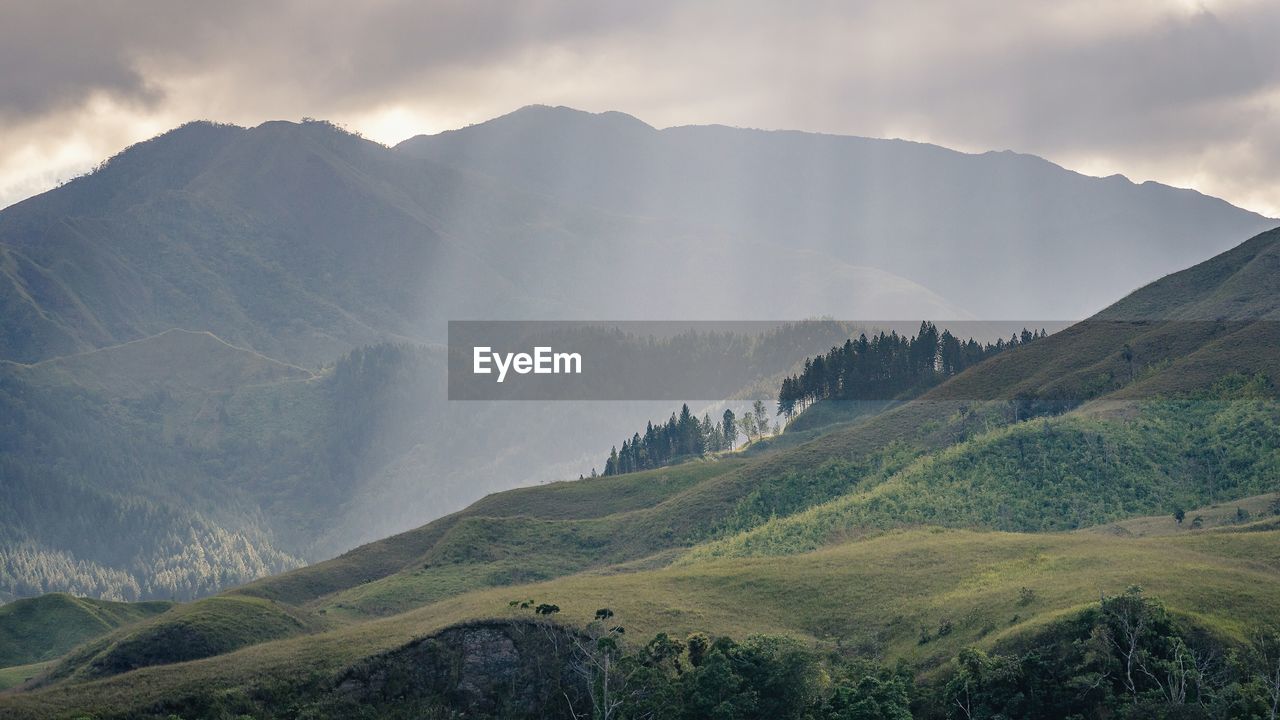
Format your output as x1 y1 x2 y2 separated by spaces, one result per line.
0 1 671 119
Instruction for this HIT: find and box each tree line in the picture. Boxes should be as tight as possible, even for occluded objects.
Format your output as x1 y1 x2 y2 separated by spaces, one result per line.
596 323 1047 478
778 322 1046 417
601 402 772 477
496 588 1280 720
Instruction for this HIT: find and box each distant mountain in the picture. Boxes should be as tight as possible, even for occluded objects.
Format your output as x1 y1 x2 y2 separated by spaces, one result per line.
0 118 958 367
4 108 1273 367
399 105 1277 320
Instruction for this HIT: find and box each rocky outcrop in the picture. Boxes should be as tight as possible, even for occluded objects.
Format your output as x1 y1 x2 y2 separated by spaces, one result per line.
322 620 589 719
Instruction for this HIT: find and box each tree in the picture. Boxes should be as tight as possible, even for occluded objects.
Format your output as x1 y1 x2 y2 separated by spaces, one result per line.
1174 507 1186 524
753 400 770 438
1122 343 1136 382
824 661 914 720
1253 628 1280 720
567 609 631 720
741 412 759 444
687 632 711 668
722 410 737 450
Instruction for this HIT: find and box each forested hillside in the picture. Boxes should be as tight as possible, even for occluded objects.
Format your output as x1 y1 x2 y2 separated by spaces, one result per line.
0 323 858 601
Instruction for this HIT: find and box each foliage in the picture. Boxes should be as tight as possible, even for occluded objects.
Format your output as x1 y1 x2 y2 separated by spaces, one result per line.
778 322 1044 416
691 376 1280 561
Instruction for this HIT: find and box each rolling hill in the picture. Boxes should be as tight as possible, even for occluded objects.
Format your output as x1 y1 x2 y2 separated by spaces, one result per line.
3 227 1276 717
0 594 171 669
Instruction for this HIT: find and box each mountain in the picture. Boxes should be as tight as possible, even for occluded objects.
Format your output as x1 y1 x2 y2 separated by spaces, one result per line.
3 109 1274 368
0 109 1271 603
4 227 1276 717
0 118 963 368
399 105 1277 320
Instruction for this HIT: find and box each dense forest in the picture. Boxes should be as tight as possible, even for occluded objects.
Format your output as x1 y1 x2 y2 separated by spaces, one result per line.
778 322 1045 416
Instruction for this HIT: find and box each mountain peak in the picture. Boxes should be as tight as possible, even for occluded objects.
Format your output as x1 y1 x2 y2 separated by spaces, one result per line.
396 104 654 151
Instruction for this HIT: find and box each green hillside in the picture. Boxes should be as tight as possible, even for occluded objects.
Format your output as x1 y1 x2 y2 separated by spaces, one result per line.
3 228 1278 716
0 594 171 668
36 595 323 686
7 510 1280 718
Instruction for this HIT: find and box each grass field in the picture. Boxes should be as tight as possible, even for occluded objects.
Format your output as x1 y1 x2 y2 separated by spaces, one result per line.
7 511 1280 717
0 662 53 692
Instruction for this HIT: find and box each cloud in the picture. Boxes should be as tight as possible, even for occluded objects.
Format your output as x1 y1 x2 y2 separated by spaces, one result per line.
2 0 1278 216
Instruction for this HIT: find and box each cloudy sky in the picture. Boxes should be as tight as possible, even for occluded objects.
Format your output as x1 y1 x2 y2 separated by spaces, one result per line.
3 0 1278 216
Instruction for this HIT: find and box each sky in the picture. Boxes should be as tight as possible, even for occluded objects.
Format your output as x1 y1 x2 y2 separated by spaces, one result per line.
2 0 1279 217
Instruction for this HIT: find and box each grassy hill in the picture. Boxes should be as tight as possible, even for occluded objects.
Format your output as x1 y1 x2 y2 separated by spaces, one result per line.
6 504 1280 717
2 228 1278 715
0 594 171 668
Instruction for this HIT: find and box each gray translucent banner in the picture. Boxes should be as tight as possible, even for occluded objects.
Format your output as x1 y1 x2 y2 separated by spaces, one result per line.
447 320 1087 401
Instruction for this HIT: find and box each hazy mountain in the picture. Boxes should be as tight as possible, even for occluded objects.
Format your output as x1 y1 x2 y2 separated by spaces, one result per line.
0 119 957 367
5 108 1272 368
399 105 1277 320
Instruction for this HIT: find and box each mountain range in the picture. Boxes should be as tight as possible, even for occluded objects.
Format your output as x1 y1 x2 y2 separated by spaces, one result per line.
1 106 1279 717
3 107 1273 367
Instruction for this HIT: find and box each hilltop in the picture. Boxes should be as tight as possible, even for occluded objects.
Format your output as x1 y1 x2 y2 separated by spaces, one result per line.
0 594 171 669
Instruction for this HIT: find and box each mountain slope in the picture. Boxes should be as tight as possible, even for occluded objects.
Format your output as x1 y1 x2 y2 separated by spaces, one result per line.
216 228 1280 619
8 514 1280 718
399 105 1277 320
3 227 1280 718
3 108 1273 368
0 322 865 601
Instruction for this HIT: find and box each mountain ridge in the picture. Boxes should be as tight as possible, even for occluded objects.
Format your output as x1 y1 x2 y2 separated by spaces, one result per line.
400 105 1276 320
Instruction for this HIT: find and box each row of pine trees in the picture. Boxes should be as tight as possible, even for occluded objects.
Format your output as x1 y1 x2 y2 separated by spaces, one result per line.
777 322 1044 416
600 401 779 477
598 323 1045 477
